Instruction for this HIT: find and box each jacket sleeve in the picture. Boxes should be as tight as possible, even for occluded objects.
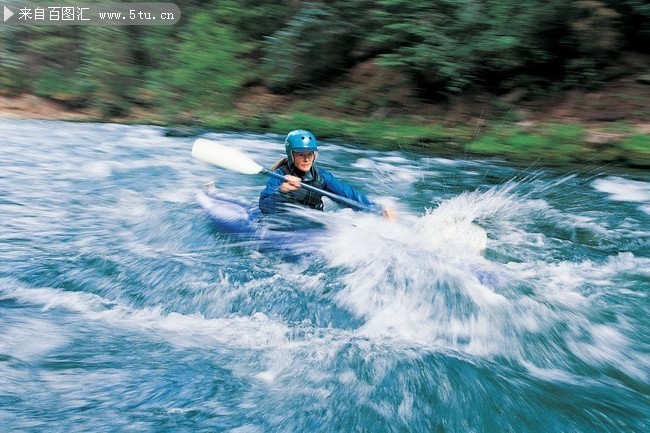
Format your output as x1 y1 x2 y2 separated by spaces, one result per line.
319 168 380 213
258 168 286 214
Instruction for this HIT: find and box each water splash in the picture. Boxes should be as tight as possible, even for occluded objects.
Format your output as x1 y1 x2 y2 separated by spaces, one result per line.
299 176 649 384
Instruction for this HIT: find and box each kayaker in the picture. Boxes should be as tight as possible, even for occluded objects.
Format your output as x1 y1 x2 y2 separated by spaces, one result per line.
259 129 397 221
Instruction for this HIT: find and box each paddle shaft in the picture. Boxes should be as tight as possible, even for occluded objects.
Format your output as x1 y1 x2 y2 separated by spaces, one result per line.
262 169 376 213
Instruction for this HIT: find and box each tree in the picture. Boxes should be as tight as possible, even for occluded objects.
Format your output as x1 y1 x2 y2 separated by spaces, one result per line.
262 1 371 92
167 9 252 110
77 26 138 116
0 27 26 93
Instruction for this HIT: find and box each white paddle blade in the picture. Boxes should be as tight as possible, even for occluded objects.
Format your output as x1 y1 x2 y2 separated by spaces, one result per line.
191 138 264 175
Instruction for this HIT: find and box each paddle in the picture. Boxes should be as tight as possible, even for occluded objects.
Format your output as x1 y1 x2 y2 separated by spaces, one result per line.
191 138 377 213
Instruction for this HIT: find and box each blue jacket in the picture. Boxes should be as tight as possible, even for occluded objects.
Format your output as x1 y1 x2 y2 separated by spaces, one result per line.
259 164 378 214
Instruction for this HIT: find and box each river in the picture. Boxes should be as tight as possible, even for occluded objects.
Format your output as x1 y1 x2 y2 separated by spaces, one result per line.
0 119 648 432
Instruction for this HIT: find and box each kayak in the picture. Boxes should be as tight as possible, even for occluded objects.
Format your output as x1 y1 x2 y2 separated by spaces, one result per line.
196 186 496 284
195 186 324 252
197 185 488 253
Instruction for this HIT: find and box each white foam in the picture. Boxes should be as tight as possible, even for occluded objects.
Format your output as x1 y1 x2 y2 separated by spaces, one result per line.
520 362 583 384
592 176 650 214
228 425 265 433
593 176 650 202
420 156 460 166
0 316 69 362
307 207 506 351
352 157 417 183
0 285 292 352
569 324 648 380
80 161 113 178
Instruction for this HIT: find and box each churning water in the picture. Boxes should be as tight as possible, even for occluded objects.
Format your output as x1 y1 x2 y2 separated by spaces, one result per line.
0 119 648 432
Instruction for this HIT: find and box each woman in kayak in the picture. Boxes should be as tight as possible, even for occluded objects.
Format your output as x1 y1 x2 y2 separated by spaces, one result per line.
259 129 396 221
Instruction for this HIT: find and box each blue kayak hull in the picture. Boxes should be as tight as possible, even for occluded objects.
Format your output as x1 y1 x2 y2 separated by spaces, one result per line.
195 188 323 250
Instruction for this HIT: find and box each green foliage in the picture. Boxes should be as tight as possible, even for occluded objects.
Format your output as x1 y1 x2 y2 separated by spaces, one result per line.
27 29 85 101
366 0 556 92
5 27 83 99
262 112 466 152
77 26 138 117
32 66 78 99
7 0 646 104
224 0 297 41
620 133 650 154
262 1 369 92
606 0 650 46
0 27 26 93
269 112 350 137
467 123 586 163
366 0 630 93
168 10 252 110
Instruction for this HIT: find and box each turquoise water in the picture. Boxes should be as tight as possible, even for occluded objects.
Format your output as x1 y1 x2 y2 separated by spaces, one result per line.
0 119 648 432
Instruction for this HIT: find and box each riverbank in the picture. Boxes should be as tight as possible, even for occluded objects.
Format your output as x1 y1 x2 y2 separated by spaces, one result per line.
1 88 648 169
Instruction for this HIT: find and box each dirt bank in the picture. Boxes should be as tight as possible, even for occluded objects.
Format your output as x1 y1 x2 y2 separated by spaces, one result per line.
0 94 94 121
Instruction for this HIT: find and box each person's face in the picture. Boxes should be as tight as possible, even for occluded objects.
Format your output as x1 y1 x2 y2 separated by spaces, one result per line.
293 151 315 172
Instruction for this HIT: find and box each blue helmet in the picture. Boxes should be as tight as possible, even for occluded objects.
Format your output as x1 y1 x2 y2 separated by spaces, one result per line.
285 130 318 163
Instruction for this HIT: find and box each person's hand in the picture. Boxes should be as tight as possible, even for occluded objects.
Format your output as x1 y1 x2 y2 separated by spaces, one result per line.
280 175 302 193
382 207 398 222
